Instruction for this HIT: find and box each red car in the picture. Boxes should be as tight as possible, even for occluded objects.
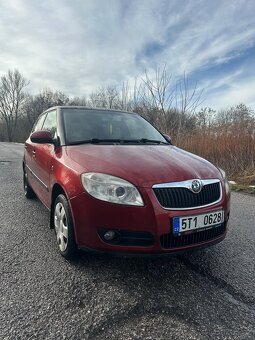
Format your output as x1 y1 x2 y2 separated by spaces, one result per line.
23 106 230 259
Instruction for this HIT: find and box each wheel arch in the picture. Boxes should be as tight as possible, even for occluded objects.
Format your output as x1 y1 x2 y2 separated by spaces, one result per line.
50 183 69 229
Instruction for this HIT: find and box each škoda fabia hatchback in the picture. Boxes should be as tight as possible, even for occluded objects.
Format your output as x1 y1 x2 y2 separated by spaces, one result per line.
23 107 230 259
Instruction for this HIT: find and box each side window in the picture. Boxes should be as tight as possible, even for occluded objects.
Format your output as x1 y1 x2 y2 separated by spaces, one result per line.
42 110 57 136
32 114 46 132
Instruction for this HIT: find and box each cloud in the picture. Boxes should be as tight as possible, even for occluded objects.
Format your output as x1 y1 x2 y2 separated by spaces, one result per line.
202 74 255 110
0 0 254 109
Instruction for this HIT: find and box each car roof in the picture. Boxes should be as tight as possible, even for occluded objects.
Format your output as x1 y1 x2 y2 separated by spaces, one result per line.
43 106 137 115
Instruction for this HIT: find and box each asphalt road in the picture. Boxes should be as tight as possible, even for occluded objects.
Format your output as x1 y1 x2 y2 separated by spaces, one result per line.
0 142 254 340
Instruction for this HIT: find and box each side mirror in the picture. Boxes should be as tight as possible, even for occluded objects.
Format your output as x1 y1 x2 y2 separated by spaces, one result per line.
163 134 172 144
30 130 55 144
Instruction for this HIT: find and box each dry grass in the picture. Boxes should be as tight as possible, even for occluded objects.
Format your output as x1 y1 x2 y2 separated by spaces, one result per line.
229 183 255 195
177 124 255 179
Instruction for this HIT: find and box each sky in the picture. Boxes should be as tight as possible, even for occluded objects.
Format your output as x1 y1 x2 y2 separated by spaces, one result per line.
0 0 255 110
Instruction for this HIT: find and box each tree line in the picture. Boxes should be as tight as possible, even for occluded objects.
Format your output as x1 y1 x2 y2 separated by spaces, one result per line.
0 68 254 177
0 67 202 142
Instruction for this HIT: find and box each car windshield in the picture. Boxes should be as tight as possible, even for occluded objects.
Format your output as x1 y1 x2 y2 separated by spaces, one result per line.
62 108 168 145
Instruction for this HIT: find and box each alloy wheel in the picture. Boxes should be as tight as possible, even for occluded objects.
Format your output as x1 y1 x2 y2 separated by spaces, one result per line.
54 202 68 252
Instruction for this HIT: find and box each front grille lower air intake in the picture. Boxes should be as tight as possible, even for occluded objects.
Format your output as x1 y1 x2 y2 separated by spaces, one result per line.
153 179 221 209
160 223 226 248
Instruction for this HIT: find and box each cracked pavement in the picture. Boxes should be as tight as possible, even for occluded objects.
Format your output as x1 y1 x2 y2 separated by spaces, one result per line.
0 142 254 339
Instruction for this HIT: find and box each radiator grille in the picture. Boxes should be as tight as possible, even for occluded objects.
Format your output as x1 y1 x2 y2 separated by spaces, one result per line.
153 182 221 209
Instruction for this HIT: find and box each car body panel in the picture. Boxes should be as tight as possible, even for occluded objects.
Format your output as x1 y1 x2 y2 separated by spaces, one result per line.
66 144 221 188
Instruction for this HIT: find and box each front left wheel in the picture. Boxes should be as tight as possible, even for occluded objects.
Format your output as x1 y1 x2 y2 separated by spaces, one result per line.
54 194 77 259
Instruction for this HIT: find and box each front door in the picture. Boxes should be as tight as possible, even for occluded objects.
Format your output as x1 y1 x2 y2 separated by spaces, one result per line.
32 110 57 207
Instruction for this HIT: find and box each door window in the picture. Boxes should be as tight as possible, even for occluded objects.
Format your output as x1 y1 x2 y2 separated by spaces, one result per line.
33 114 46 132
42 110 57 136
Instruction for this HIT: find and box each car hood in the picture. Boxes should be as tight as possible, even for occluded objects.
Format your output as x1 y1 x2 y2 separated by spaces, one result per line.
66 145 221 188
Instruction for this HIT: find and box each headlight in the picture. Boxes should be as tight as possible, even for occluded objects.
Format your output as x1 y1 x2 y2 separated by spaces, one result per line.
81 173 144 206
219 168 230 196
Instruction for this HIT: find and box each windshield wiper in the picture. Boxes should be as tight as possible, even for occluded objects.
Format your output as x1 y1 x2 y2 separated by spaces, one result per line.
68 138 135 145
68 138 169 146
137 138 169 145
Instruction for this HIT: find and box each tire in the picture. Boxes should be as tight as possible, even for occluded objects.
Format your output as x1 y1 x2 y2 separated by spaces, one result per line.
53 194 77 259
23 167 36 199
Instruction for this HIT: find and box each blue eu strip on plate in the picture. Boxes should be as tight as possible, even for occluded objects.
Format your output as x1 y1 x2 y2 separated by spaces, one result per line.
173 217 180 234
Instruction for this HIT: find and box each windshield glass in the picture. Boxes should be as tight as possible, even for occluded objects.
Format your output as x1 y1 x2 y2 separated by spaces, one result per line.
62 108 168 145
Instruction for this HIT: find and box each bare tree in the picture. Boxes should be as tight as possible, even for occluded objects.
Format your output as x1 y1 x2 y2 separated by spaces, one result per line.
0 69 29 141
89 85 121 109
23 88 70 129
69 95 87 106
140 65 173 122
216 103 254 125
176 73 203 115
133 66 203 138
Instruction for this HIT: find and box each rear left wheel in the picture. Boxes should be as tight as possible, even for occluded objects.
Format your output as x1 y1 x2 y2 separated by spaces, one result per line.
23 167 36 199
54 194 77 259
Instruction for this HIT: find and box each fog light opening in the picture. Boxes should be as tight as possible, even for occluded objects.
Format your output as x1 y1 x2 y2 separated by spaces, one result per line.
103 230 116 241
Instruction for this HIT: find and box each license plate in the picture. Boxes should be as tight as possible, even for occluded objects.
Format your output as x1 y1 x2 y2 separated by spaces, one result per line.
173 210 224 235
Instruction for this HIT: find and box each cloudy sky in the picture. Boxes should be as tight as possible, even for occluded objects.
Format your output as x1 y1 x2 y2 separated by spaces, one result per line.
1 0 255 110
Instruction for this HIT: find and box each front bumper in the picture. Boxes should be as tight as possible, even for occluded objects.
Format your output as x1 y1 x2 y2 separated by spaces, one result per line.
69 186 230 255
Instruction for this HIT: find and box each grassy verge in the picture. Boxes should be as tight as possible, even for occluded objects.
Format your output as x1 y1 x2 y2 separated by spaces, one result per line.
229 173 255 195
229 183 255 195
